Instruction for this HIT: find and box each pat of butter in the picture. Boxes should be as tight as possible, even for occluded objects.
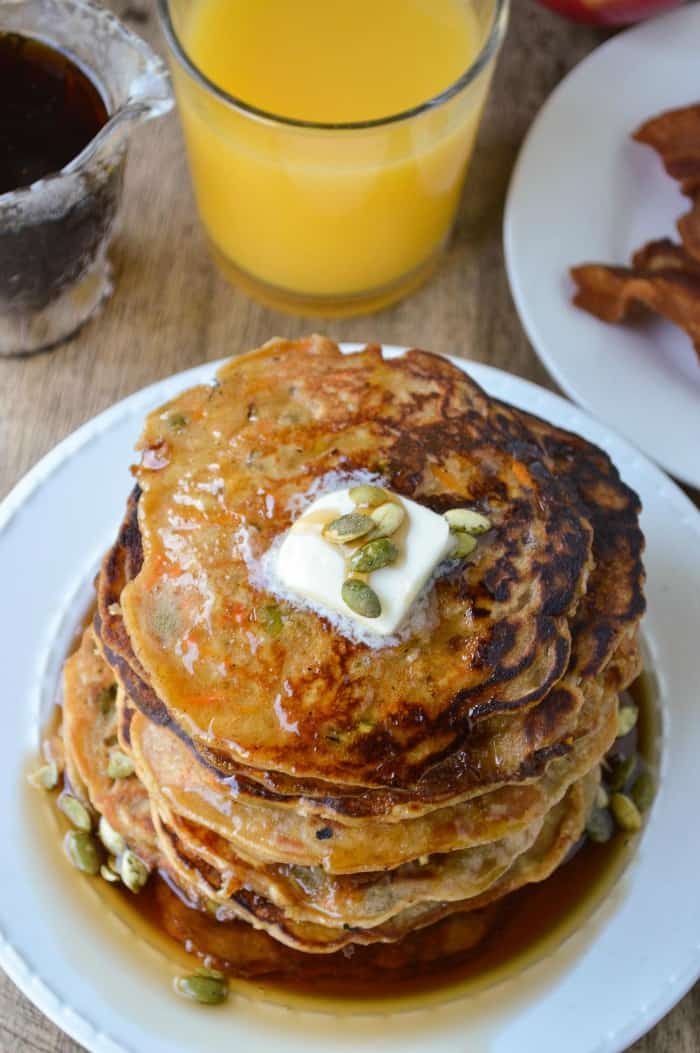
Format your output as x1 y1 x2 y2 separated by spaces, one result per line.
276 489 453 636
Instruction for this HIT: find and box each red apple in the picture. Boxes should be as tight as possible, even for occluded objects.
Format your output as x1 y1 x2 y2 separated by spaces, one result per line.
533 0 683 25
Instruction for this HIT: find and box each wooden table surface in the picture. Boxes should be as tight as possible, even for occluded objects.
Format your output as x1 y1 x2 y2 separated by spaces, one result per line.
1 1 698 1050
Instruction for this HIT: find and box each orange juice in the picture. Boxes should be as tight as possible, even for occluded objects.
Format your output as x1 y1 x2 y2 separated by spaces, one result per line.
166 0 502 312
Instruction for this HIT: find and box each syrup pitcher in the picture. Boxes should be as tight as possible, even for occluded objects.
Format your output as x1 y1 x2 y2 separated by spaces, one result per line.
0 0 172 355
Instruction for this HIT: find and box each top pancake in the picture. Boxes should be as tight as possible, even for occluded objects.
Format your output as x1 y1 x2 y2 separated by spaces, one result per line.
115 337 641 789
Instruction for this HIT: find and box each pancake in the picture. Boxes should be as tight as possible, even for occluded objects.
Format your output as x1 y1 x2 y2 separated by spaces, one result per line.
94 339 642 813
150 777 595 954
63 597 608 956
115 337 597 787
127 679 617 873
61 631 599 957
512 407 645 683
153 801 544 930
54 337 646 970
96 489 637 819
62 627 157 866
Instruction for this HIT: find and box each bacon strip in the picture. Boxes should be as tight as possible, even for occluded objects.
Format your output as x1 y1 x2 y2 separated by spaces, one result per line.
571 261 700 358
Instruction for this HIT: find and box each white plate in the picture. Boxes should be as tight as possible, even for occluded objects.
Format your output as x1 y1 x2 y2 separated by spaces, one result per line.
504 5 700 490
2 348 700 1053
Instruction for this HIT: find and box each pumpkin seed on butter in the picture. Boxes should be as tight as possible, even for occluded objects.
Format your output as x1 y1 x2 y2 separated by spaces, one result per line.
341 578 381 618
369 501 405 538
323 512 374 544
65 831 100 875
348 484 388 508
59 793 92 832
444 508 492 535
350 537 399 573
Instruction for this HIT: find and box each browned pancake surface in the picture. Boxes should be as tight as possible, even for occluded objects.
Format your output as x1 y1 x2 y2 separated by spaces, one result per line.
112 338 600 787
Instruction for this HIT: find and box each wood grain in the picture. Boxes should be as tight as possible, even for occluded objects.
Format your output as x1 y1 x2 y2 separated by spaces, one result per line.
0 2 696 1050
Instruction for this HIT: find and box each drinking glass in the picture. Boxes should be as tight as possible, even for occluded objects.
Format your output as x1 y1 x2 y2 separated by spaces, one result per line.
159 0 509 317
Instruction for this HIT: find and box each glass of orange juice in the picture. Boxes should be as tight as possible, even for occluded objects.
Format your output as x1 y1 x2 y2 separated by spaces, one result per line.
159 0 509 317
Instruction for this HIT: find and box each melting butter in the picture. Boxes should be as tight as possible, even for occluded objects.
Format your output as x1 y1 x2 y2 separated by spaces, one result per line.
276 488 452 636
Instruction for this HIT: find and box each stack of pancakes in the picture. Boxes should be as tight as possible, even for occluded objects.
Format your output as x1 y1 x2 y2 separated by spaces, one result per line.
60 337 645 967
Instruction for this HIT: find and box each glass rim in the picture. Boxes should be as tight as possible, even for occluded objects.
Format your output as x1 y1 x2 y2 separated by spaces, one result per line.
157 0 510 132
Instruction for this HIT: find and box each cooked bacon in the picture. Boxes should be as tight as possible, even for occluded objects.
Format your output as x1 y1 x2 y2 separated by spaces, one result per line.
676 194 700 263
571 102 700 363
632 237 700 275
634 103 700 197
571 261 700 358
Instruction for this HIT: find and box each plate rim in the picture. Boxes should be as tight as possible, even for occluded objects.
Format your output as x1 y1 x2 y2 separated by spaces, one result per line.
502 3 700 491
2 345 700 1053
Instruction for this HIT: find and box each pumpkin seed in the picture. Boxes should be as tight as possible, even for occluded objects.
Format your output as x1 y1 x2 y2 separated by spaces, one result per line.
444 508 492 535
259 604 283 638
100 864 121 884
97 683 117 716
65 831 100 875
323 512 374 544
59 793 92 832
341 579 381 618
108 750 135 780
586 807 614 843
119 850 149 893
611 792 642 832
616 704 638 739
98 815 126 856
607 754 637 792
28 761 58 791
168 413 188 431
348 485 388 508
595 785 610 810
175 973 229 1005
631 770 656 812
370 501 405 538
350 538 399 573
451 532 478 558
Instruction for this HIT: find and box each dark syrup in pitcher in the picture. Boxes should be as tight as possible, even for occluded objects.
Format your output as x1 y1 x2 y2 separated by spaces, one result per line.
0 32 122 314
0 32 108 193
